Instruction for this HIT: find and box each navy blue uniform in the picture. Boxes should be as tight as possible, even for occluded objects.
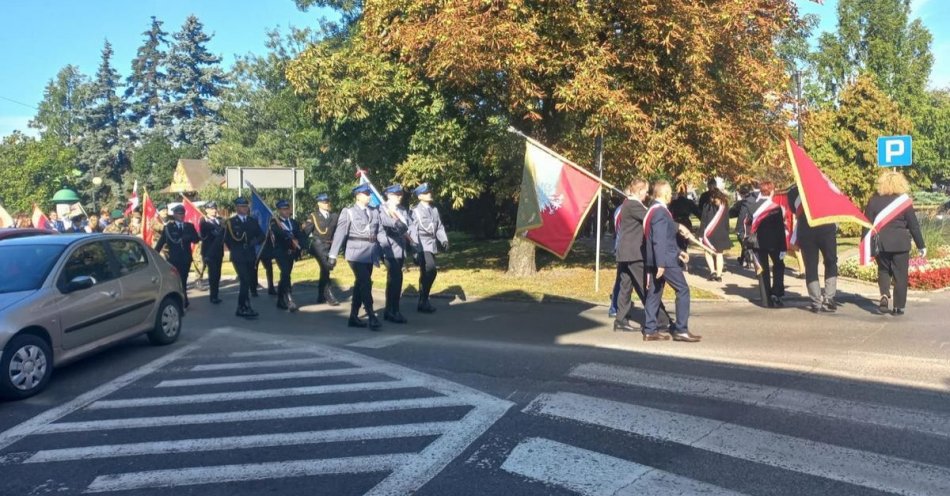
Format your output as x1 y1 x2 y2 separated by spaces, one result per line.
644 202 690 334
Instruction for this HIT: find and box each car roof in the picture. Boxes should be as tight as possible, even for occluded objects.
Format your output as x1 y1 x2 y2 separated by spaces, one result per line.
0 233 141 247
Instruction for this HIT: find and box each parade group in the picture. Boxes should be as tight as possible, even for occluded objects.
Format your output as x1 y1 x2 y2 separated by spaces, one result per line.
2 169 926 339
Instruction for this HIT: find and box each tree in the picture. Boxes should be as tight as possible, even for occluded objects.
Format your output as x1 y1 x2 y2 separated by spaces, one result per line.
913 89 950 184
126 16 170 132
78 40 132 205
29 65 92 146
165 15 228 152
0 133 76 213
289 0 800 274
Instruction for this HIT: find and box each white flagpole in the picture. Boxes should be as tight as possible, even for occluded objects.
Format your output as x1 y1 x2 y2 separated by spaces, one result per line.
594 135 604 293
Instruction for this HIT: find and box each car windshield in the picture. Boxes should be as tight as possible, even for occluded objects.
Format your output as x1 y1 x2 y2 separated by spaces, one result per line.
0 245 66 293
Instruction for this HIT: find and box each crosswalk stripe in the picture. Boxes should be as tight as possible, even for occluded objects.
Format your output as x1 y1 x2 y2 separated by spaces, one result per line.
502 437 744 496
569 362 950 439
26 422 454 463
347 335 411 349
190 357 338 371
227 348 319 358
37 396 472 434
155 366 374 387
525 392 950 496
88 380 416 409
84 453 415 493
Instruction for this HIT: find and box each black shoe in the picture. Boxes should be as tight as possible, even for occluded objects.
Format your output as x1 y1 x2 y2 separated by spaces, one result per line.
368 315 382 330
892 308 905 316
809 304 821 313
268 287 278 296
251 290 259 298
714 275 723 282
287 297 299 313
210 297 222 304
613 320 637 332
417 301 437 313
325 290 339 306
348 317 368 328
879 295 890 314
770 295 784 308
391 312 408 324
317 296 327 304
823 299 838 313
276 297 289 310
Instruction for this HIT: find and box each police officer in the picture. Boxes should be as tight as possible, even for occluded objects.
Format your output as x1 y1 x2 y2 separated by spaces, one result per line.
303 193 339 306
328 184 382 330
155 205 199 308
199 201 226 304
410 183 448 313
271 199 303 312
224 198 265 318
379 184 413 324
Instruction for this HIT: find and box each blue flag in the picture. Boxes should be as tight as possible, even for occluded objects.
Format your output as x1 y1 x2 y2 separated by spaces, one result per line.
358 172 383 208
245 181 274 259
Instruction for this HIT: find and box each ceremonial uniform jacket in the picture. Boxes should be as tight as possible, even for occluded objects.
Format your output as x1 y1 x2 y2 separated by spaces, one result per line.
410 203 448 254
199 216 226 261
379 205 412 261
330 205 381 264
270 216 303 259
749 198 788 252
644 202 681 269
154 221 199 266
304 210 338 260
864 194 925 253
615 198 647 263
223 215 264 264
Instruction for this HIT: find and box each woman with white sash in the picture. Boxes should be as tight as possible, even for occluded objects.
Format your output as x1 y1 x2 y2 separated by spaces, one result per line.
863 171 925 316
698 189 732 282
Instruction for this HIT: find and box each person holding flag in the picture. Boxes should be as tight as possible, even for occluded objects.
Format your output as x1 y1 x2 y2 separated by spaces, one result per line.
155 205 200 308
378 184 414 324
410 183 449 314
271 199 303 312
199 202 226 305
224 198 265 319
328 183 383 330
747 181 788 308
863 171 925 316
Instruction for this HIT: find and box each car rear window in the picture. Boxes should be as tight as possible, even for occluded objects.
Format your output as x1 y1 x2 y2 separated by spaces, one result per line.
0 245 66 293
109 239 149 274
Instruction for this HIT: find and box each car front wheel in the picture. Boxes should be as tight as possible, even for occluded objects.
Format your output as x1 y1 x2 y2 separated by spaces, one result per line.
0 334 53 400
147 297 182 346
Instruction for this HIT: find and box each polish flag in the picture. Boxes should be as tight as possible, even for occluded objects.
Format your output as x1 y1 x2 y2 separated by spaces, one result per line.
142 189 157 246
31 204 51 230
124 180 139 216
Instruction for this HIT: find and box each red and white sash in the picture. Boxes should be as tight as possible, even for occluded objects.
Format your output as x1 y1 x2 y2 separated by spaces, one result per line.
701 204 725 251
859 194 913 266
749 198 781 235
643 202 670 240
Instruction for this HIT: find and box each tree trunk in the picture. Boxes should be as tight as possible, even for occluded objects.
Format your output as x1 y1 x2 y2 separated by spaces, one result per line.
507 235 537 276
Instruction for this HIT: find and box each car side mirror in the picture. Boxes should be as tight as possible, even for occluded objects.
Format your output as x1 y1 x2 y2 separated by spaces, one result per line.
66 276 95 292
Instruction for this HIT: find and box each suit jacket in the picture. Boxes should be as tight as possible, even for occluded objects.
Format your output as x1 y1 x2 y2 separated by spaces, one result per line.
645 202 681 269
379 205 413 260
615 198 647 263
271 216 303 260
154 221 199 266
223 215 264 264
199 216 226 260
410 203 448 254
864 194 925 253
330 205 381 264
749 198 788 252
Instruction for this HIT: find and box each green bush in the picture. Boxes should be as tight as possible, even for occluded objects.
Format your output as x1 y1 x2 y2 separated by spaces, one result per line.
918 217 950 253
912 190 949 206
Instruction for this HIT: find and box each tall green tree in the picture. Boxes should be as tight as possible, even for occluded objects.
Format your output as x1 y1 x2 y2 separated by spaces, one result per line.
0 132 77 213
126 16 170 132
29 65 92 146
913 89 950 184
165 15 228 152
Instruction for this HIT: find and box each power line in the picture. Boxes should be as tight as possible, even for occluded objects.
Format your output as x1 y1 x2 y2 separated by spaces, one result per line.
0 95 38 110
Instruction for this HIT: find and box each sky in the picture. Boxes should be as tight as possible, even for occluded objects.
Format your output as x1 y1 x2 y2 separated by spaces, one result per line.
1 1 948 138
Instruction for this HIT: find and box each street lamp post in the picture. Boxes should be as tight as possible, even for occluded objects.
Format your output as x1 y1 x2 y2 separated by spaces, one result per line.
92 176 102 212
794 70 804 146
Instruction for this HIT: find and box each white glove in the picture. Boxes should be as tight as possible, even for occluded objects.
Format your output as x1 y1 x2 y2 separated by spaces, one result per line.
779 251 786 260
920 248 927 258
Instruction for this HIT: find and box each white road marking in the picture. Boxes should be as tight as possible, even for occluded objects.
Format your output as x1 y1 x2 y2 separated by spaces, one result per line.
155 366 375 387
473 315 497 322
502 437 744 496
27 422 454 463
84 453 414 493
0 332 219 452
190 356 338 371
525 392 950 496
38 396 469 434
569 362 950 439
88 379 416 409
227 348 319 358
347 335 411 349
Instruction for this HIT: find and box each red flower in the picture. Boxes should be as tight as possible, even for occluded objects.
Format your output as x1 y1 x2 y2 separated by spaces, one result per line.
908 267 950 290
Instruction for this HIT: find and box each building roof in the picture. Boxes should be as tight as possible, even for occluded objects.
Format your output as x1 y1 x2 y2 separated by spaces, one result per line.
162 159 224 194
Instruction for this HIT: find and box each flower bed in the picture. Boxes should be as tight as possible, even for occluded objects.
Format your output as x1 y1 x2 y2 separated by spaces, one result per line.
838 246 950 290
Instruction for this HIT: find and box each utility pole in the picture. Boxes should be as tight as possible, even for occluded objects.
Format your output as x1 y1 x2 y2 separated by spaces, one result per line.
594 134 604 293
795 70 804 146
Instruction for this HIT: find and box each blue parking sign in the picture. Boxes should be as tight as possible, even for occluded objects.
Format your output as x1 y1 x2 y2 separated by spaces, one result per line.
877 136 912 167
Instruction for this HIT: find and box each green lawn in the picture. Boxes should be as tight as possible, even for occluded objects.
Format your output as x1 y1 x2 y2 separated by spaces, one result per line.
217 232 720 304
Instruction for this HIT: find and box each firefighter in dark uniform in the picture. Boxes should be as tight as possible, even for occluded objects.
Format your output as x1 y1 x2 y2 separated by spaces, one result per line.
409 183 448 313
271 199 303 312
379 184 414 324
155 205 199 308
224 198 265 318
199 201 226 304
328 183 383 330
255 217 277 297
303 193 339 306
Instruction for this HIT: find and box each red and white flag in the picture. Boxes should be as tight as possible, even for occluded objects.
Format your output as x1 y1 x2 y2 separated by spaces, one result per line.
142 189 157 246
124 180 139 216
31 204 51 230
516 139 603 258
786 137 870 228
0 203 14 228
181 196 203 253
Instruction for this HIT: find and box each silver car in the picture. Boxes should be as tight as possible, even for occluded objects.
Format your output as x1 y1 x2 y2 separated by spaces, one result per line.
0 234 185 400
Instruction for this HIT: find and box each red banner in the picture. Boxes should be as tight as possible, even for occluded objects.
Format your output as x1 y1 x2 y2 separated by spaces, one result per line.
786 137 870 228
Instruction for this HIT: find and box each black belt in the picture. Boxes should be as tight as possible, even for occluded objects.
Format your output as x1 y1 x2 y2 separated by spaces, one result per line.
349 236 375 242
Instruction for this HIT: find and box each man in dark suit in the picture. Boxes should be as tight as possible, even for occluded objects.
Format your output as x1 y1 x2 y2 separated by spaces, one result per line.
271 199 303 312
644 181 701 343
748 181 788 307
303 193 339 306
613 178 671 332
224 198 265 318
155 205 199 308
199 201 226 304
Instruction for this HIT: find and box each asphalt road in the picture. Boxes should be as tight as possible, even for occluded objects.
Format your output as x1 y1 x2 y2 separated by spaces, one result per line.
1 283 949 495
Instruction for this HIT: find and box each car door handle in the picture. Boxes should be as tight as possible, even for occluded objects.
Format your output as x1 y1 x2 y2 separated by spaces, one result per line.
108 290 118 298
151 276 159 284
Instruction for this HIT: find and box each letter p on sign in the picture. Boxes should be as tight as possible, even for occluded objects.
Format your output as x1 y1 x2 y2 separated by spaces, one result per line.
877 135 913 167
